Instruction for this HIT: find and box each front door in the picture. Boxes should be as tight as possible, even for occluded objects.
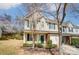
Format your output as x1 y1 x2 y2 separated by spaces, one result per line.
40 35 44 44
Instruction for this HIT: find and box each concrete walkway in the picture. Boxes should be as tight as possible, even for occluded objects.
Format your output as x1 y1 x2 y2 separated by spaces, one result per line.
61 44 79 55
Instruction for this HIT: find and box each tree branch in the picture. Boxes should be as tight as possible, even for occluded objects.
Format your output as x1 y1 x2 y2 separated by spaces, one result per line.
60 3 67 24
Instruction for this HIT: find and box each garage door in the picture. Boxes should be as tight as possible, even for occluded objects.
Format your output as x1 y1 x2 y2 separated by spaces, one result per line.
50 35 59 45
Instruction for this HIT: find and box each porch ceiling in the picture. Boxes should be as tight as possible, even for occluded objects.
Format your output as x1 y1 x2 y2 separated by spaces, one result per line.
62 33 79 37
24 30 58 34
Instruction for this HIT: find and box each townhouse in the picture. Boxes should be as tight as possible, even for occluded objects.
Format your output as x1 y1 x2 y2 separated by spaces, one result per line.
23 11 79 47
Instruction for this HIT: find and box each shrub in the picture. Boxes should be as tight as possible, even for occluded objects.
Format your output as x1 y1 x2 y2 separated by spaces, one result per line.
0 33 23 40
14 33 22 40
52 44 57 48
23 43 32 47
35 43 43 48
71 38 79 46
45 40 53 49
0 35 9 40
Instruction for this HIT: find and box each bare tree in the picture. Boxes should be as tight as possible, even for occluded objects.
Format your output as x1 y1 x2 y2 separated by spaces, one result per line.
56 3 67 54
4 13 11 22
40 3 67 54
22 3 41 48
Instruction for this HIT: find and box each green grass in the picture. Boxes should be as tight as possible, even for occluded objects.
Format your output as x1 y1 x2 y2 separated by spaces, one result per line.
0 45 17 55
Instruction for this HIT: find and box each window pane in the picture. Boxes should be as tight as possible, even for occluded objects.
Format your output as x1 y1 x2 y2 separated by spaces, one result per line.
27 21 29 27
62 26 66 32
27 34 32 41
49 23 55 29
69 27 73 32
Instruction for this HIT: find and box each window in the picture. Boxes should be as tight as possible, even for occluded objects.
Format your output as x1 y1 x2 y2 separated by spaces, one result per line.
62 26 66 32
27 34 32 41
49 23 55 29
69 27 73 32
75 29 78 32
27 21 29 27
42 22 44 27
71 28 73 32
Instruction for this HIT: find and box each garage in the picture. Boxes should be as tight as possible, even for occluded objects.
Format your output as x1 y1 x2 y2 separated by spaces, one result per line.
50 35 59 45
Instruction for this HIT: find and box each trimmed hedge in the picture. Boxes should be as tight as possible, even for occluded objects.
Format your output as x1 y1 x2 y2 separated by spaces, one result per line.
35 43 43 48
23 40 57 48
23 43 43 48
23 43 32 47
52 44 57 48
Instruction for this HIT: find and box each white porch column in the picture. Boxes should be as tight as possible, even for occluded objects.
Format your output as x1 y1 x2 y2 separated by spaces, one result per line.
23 32 26 43
37 34 40 43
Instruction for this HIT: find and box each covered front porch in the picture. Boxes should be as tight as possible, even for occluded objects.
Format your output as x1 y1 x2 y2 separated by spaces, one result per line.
23 31 50 46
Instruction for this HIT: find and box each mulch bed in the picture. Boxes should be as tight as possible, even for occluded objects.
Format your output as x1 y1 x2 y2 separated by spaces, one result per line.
22 47 59 55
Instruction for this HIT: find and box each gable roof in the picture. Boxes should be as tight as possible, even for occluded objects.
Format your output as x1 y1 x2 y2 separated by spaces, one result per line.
24 10 57 24
62 21 79 29
26 10 42 18
24 11 79 28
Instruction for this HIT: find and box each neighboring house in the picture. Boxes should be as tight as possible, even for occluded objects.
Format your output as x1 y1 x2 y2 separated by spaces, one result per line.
62 21 79 45
23 11 79 47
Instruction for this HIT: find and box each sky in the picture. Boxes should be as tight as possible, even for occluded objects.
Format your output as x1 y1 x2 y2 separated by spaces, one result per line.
0 3 79 25
0 3 26 23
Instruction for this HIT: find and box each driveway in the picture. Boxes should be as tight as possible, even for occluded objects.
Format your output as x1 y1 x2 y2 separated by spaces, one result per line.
61 44 79 55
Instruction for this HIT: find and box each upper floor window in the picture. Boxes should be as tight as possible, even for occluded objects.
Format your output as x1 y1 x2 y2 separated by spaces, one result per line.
49 23 55 29
41 22 44 28
62 26 66 32
75 29 78 32
27 21 29 27
69 27 73 32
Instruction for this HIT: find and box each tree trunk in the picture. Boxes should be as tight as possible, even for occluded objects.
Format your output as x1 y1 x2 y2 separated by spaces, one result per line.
32 33 35 48
56 3 67 54
57 21 63 54
31 20 35 48
59 27 63 54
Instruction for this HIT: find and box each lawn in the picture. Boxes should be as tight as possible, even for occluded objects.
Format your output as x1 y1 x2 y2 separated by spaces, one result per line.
0 40 23 55
0 39 58 55
0 45 17 55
